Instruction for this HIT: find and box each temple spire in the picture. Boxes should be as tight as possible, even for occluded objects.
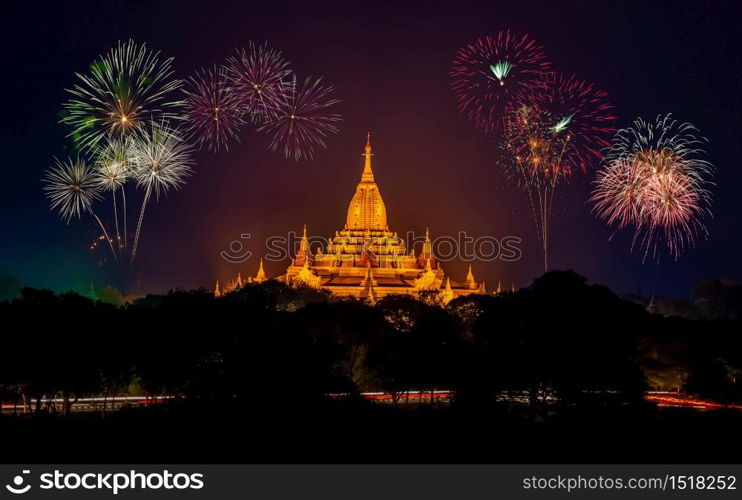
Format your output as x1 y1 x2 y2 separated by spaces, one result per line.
300 224 309 252
255 258 267 283
346 133 387 230
361 132 375 183
466 265 477 289
422 227 432 259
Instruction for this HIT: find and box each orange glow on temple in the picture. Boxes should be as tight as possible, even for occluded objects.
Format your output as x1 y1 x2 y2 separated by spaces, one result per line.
216 135 493 304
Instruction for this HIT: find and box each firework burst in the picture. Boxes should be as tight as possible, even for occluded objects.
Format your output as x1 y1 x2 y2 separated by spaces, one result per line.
130 123 194 197
592 114 714 261
450 30 551 133
182 65 246 151
43 157 101 223
93 137 134 248
43 157 119 262
504 104 571 186
226 43 292 122
93 137 132 191
258 75 341 161
590 156 645 229
528 73 616 175
502 104 569 271
61 40 183 152
499 74 615 271
128 122 194 263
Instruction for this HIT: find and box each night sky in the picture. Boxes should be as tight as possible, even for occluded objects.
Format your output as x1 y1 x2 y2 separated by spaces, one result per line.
1 0 740 298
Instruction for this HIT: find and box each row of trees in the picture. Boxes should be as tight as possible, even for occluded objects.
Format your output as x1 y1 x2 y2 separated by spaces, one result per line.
0 271 740 416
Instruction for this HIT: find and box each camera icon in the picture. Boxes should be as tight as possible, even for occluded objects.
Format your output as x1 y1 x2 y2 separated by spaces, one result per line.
5 470 31 494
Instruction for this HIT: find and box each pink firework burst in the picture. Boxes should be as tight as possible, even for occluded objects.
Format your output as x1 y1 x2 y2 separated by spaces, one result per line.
642 168 704 260
182 65 246 151
592 115 714 261
258 75 341 161
226 42 292 122
450 30 551 133
592 156 647 229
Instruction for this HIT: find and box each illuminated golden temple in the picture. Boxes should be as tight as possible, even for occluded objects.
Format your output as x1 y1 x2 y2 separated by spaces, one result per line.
215 135 487 304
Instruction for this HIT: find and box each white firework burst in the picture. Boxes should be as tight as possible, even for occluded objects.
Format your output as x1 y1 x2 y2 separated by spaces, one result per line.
42 157 101 223
128 122 194 263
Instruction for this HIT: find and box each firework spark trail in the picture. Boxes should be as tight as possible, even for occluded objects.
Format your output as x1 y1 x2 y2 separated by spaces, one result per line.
499 72 616 271
258 75 341 161
182 65 247 151
592 114 714 261
450 30 551 133
62 40 183 152
504 105 572 271
42 157 119 263
505 106 553 241
93 137 132 248
226 43 292 123
128 122 194 264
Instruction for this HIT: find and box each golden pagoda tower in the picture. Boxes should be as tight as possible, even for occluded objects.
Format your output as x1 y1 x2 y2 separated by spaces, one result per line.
254 258 267 283
217 134 489 304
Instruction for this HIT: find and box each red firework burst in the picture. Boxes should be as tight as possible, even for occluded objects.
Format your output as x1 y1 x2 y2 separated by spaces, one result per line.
258 75 341 161
450 30 551 133
182 65 246 151
527 73 617 175
226 42 292 122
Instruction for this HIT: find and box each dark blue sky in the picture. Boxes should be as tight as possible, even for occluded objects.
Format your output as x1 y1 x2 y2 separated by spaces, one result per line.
1 0 740 298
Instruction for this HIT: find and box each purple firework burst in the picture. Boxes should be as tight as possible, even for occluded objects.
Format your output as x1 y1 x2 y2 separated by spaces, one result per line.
227 42 292 122
258 75 341 161
182 65 246 151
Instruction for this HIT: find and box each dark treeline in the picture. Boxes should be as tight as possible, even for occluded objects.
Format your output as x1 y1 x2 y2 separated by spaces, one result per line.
2 270 741 410
1 270 741 462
